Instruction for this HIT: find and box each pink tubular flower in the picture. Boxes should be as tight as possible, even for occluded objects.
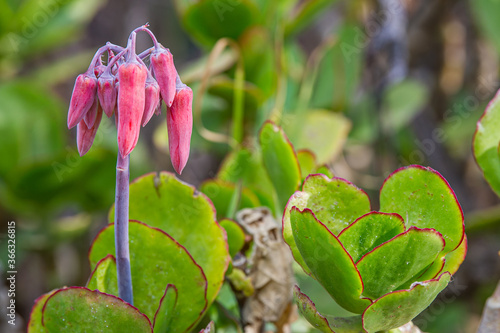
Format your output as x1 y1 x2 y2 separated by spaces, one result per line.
83 96 99 128
151 47 177 107
67 72 98 129
141 73 161 127
117 60 148 158
167 83 193 174
97 70 117 118
77 104 103 156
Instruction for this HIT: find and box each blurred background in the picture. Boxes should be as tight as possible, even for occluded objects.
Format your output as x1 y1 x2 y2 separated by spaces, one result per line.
1 0 500 332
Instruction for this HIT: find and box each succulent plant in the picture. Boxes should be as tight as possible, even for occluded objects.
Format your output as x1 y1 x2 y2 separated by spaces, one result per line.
283 165 467 333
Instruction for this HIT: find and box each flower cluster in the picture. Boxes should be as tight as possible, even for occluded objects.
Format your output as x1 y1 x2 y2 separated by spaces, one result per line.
67 25 192 174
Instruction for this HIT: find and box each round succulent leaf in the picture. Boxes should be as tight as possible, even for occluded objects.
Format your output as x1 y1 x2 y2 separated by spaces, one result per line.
259 121 302 210
362 273 451 332
86 255 118 296
219 218 245 258
297 149 317 180
109 172 229 306
200 179 261 219
338 212 405 263
27 289 58 333
293 285 334 333
356 227 445 300
153 285 178 333
42 287 152 332
473 90 500 197
290 208 372 314
379 165 464 253
89 221 208 333
302 174 372 235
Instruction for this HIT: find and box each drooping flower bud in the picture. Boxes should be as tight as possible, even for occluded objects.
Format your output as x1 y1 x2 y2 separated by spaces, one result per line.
167 82 193 174
141 73 161 127
83 96 100 128
97 70 117 118
117 60 148 157
77 103 103 156
67 72 98 129
151 47 177 107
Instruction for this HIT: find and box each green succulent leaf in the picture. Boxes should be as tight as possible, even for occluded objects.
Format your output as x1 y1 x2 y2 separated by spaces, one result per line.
362 273 451 332
400 258 445 290
219 218 246 258
27 289 58 333
473 90 500 197
442 234 468 275
326 316 364 333
153 285 178 333
86 255 118 296
338 212 405 263
297 149 317 179
42 287 152 332
379 165 464 254
89 221 207 333
286 174 371 236
290 208 372 314
260 121 301 210
293 285 334 333
200 179 261 219
109 172 229 306
356 227 445 300
283 174 371 275
314 164 334 178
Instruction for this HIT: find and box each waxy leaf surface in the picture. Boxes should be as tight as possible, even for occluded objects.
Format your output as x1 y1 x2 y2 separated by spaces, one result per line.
42 288 152 332
356 228 444 300
362 273 451 332
89 221 207 333
338 212 405 263
86 255 118 296
27 289 57 333
153 285 178 333
290 208 371 314
380 166 464 253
